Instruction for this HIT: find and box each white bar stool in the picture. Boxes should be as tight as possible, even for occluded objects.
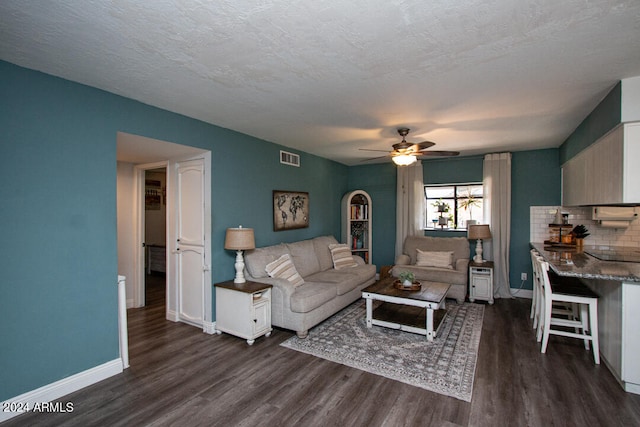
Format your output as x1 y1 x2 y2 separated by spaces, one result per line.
536 257 600 364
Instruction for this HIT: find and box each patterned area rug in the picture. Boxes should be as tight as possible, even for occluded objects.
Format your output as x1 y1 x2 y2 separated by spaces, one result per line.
280 300 484 402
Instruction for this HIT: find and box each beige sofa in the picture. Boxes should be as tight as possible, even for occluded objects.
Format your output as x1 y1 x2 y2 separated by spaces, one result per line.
244 235 376 338
392 236 470 303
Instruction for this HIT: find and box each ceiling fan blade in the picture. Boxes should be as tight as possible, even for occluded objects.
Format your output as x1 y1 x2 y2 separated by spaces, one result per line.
416 151 460 157
360 155 390 162
414 141 436 151
359 148 393 153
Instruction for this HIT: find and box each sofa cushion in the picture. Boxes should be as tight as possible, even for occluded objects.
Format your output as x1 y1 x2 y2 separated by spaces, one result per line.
286 239 321 277
313 235 340 271
245 243 289 279
416 250 454 269
290 282 337 313
265 254 305 287
403 236 469 265
328 243 358 269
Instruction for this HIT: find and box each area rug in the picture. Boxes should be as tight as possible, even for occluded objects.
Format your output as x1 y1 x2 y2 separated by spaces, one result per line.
280 300 484 402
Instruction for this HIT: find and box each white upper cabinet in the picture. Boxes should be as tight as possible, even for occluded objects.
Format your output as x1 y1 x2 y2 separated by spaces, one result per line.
562 122 640 206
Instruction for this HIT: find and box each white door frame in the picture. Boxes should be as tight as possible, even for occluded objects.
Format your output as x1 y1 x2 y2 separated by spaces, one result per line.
132 152 212 332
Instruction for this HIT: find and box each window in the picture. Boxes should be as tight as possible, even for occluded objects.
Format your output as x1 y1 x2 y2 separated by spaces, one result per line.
424 183 484 230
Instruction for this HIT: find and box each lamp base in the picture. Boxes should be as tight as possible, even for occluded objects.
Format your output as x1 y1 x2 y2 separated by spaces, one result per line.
234 250 246 283
474 239 485 263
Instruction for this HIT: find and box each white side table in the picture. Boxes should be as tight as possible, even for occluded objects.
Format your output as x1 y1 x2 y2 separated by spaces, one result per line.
214 281 272 345
469 261 494 304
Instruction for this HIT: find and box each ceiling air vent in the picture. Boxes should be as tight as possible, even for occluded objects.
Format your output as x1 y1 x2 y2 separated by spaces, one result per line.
280 150 300 167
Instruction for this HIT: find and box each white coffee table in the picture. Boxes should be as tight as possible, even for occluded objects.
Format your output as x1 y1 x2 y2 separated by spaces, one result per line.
362 277 450 341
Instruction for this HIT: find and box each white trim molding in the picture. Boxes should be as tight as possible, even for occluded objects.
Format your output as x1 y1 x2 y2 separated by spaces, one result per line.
0 359 122 422
203 320 217 335
511 288 533 299
166 308 179 322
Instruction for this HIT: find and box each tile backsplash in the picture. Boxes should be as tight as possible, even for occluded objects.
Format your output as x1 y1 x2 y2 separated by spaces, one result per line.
530 206 640 248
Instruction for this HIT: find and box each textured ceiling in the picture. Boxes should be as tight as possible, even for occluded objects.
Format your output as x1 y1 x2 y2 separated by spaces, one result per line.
1 0 640 165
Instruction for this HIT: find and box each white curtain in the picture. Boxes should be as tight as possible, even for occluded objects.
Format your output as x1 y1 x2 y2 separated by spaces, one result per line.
483 153 512 299
395 161 425 258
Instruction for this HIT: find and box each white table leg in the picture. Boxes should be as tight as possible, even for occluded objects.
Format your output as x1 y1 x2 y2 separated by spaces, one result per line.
366 297 373 328
426 308 434 341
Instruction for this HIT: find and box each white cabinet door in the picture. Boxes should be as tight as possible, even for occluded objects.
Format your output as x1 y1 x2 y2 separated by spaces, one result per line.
252 300 270 335
471 275 491 300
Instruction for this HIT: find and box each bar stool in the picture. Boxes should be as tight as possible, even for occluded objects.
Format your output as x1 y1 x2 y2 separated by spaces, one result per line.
536 257 600 364
530 251 575 339
529 249 542 330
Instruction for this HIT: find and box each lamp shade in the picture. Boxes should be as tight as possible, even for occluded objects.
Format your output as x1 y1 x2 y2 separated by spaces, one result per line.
224 226 255 250
392 154 417 166
468 224 491 240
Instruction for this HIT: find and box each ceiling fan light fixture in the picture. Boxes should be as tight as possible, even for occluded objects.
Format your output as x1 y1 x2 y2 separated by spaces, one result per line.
392 154 417 166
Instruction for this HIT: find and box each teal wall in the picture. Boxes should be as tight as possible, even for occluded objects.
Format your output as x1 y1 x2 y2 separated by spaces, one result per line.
423 155 484 185
0 60 347 400
511 149 561 291
559 82 621 164
347 163 397 269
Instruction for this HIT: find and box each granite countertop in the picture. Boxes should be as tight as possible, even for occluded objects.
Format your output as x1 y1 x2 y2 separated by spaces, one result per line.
530 242 640 283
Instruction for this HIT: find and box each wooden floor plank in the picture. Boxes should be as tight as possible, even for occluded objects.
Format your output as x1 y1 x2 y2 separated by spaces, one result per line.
4 275 640 426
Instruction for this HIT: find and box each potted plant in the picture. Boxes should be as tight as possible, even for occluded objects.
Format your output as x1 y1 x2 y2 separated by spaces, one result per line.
432 200 450 228
431 199 450 212
398 271 415 287
459 188 481 227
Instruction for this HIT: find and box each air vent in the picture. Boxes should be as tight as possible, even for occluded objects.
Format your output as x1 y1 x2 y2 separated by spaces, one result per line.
280 150 300 167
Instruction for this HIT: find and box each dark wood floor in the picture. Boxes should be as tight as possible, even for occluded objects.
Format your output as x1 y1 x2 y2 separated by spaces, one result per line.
5 275 640 426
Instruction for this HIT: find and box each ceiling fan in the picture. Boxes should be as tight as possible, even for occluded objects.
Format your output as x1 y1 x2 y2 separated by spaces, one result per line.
360 128 460 165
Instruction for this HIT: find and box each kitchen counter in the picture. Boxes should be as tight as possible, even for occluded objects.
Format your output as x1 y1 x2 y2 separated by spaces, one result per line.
530 242 640 282
530 241 640 395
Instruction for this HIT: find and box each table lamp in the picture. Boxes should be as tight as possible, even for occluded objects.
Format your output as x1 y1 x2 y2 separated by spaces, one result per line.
224 226 255 283
468 224 491 263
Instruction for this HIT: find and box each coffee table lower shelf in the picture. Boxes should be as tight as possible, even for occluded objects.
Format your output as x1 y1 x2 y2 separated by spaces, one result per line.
368 302 447 340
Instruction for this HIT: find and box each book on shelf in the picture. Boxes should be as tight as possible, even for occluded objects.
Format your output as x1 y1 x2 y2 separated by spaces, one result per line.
350 204 368 220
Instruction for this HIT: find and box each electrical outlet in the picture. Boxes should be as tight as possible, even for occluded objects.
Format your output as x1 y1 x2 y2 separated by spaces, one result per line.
521 272 527 281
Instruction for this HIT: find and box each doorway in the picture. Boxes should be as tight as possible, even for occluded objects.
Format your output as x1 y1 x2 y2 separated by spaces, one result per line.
144 168 167 308
116 132 212 333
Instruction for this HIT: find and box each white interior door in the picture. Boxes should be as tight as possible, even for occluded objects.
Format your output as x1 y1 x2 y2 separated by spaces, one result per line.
168 155 212 329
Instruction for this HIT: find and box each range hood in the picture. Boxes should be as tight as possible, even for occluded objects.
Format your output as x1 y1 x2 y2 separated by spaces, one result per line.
592 206 638 228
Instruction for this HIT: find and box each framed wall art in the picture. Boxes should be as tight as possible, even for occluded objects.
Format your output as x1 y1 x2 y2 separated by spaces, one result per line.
273 190 309 231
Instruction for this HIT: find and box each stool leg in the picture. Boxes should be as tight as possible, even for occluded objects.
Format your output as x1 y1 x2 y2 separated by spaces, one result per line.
541 299 552 353
589 301 600 364
580 304 590 350
536 295 545 343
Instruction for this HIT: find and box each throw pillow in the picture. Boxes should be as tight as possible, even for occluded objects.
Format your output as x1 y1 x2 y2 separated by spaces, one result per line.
416 250 454 269
265 253 305 287
328 243 358 270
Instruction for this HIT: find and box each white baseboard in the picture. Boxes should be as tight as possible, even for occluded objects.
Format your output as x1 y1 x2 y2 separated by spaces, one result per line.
0 359 123 422
126 298 135 309
166 309 179 322
625 382 640 395
511 288 533 299
203 321 216 335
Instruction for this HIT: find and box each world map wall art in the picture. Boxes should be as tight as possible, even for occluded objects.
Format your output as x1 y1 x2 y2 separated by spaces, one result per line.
273 190 309 231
